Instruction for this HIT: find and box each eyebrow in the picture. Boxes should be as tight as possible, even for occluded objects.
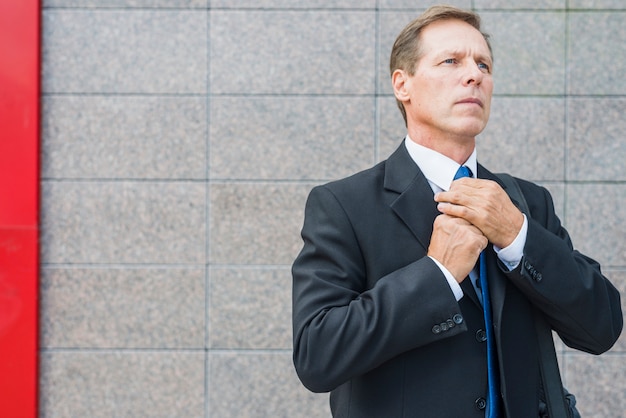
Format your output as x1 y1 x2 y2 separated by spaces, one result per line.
434 49 493 64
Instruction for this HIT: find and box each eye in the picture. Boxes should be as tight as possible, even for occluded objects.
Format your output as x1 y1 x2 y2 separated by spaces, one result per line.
478 62 491 72
443 58 457 65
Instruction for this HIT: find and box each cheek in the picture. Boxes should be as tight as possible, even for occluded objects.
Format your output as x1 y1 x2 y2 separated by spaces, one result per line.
483 79 494 98
482 82 494 117
483 99 492 116
483 94 493 118
410 88 436 112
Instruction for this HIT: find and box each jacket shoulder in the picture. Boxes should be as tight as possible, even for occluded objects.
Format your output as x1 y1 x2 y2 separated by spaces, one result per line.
315 160 387 198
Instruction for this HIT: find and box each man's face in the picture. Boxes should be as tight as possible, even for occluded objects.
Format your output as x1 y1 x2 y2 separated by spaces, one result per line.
395 19 493 144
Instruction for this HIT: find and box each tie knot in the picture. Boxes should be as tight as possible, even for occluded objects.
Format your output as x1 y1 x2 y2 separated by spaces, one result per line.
454 165 473 180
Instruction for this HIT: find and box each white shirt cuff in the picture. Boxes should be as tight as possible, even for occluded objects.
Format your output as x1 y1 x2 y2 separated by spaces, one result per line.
493 214 528 271
429 256 464 301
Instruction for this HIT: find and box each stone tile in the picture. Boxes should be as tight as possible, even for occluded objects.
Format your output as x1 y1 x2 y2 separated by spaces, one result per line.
554 330 565 356
212 0 374 7
209 352 329 418
566 184 626 267
40 267 205 349
210 10 375 95
43 0 207 7
563 354 626 417
378 95 408 162
42 10 207 94
567 98 626 181
378 11 425 95
481 12 566 95
40 350 205 418
569 0 626 9
474 0 565 8
41 181 206 264
42 95 207 180
209 267 291 349
379 0 470 9
210 96 374 181
568 12 626 95
209 183 313 265
478 97 565 182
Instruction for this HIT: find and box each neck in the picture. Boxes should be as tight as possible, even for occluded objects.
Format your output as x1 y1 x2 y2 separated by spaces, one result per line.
406 129 476 165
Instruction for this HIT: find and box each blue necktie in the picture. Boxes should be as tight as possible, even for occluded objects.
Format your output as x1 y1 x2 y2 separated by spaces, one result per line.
453 166 501 417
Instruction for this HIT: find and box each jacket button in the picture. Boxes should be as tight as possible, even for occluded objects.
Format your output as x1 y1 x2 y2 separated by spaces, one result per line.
446 319 455 328
453 314 464 324
440 321 449 331
432 324 441 334
475 397 487 410
535 273 543 282
475 329 487 342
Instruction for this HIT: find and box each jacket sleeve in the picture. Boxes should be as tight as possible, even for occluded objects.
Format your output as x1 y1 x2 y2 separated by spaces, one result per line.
504 181 622 354
292 185 465 393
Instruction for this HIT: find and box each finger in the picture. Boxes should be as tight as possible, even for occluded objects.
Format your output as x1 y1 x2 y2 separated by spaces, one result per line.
436 178 497 204
436 201 474 219
433 213 472 229
434 188 473 206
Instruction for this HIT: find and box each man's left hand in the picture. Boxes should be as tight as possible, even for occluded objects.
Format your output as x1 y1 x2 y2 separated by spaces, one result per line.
434 178 524 249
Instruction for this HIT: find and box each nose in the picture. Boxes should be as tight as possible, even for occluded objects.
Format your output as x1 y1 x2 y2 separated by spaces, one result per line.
463 62 484 86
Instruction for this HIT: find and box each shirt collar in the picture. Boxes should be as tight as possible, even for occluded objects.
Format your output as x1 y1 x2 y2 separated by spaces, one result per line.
404 135 477 192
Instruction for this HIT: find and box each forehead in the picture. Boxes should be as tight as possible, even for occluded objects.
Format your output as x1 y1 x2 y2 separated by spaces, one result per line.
419 19 491 58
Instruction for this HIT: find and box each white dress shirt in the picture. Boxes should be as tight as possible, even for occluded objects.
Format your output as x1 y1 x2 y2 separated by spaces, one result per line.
404 136 528 302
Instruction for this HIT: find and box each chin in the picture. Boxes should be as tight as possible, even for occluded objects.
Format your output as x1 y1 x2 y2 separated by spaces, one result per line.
458 119 488 137
454 125 487 138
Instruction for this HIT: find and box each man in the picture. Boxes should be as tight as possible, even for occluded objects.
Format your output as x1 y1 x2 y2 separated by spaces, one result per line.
292 5 622 418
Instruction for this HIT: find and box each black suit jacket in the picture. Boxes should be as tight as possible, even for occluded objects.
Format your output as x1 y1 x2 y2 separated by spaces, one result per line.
292 143 622 417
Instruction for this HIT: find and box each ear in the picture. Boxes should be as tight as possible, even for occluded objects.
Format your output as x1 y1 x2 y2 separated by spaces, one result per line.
392 69 410 103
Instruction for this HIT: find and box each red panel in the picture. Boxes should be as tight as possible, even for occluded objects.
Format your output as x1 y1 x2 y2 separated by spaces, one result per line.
0 229 38 416
0 0 40 416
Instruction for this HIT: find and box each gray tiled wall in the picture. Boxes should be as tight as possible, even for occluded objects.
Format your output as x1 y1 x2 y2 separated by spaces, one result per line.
40 1 626 417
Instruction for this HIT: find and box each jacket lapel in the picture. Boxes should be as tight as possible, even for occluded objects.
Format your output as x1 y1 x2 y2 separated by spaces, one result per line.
384 144 440 253
477 165 508 328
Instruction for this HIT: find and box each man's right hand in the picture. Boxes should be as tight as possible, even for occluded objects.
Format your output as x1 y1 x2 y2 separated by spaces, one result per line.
428 213 488 283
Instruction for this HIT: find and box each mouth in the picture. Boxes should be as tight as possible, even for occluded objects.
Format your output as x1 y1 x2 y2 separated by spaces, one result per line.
456 98 484 108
